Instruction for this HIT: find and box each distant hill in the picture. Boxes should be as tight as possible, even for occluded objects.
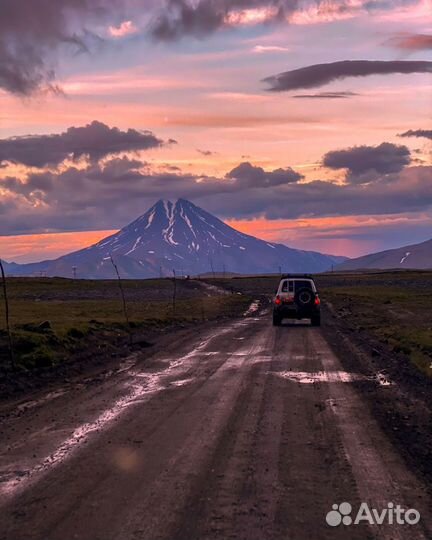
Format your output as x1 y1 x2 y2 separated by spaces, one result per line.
1 261 22 274
336 238 432 271
5 199 347 279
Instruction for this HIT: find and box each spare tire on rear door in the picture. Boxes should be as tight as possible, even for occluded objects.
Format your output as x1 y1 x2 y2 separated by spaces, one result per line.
295 287 314 309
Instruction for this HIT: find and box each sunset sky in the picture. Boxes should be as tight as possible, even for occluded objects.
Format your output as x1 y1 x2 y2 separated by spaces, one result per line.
1 0 431 263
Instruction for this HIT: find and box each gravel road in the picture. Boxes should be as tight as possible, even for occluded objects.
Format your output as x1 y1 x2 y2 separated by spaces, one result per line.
0 306 430 540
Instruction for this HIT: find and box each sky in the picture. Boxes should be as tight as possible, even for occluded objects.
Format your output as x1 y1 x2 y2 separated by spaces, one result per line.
0 0 431 263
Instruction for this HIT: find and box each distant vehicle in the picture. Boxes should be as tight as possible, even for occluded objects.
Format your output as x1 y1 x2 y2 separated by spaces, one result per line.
272 274 321 327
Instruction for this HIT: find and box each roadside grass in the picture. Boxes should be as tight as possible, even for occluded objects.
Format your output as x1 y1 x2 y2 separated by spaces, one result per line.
0 278 251 372
316 273 432 377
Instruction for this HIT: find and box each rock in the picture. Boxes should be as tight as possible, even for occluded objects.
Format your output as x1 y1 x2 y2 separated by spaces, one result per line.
38 321 52 331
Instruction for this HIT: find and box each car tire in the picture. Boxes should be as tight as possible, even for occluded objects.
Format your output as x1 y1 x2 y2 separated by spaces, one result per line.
311 315 321 327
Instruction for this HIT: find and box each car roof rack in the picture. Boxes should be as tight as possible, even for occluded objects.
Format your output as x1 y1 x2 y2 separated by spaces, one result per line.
280 274 314 279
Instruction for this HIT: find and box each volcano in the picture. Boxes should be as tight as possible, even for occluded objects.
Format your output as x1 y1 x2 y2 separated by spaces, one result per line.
5 199 347 278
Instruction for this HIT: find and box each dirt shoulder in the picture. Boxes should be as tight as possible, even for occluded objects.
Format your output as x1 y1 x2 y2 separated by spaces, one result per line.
321 301 432 492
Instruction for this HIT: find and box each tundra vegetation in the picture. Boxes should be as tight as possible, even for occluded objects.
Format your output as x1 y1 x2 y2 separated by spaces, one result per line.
0 277 250 373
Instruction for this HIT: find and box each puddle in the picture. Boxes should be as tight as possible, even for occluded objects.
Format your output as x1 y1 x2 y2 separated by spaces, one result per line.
244 301 260 316
275 370 367 384
275 370 395 386
170 378 194 387
376 372 393 387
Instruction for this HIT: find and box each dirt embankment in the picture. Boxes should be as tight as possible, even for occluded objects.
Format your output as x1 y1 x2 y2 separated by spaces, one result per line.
321 301 432 491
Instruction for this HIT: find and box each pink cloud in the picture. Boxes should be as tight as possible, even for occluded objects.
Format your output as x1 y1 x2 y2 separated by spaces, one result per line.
252 45 290 53
108 20 138 38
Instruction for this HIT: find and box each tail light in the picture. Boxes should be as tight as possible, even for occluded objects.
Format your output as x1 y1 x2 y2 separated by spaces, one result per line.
275 295 282 305
315 295 321 306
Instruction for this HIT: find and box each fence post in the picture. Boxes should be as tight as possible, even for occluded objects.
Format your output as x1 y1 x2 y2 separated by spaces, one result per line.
110 256 132 345
172 269 177 315
0 259 15 370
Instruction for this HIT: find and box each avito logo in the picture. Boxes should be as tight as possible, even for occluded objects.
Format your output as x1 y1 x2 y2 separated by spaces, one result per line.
326 502 420 527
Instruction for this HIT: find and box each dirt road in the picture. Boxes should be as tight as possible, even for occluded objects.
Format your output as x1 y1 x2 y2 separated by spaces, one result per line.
0 306 431 540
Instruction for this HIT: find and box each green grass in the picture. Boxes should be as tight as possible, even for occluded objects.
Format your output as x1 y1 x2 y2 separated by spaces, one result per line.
316 272 432 376
0 278 251 372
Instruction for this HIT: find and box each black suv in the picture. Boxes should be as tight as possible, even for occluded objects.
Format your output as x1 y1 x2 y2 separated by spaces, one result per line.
272 274 321 327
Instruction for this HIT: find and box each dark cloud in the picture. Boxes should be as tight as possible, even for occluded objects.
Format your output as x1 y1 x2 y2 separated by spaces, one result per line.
201 166 432 222
2 151 430 235
0 0 124 95
197 149 217 156
386 34 432 51
399 129 432 141
292 91 359 99
149 0 417 41
263 60 432 91
0 121 165 168
323 143 411 184
150 0 293 41
227 162 303 187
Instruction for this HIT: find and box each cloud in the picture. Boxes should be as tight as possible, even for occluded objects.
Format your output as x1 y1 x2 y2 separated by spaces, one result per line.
149 0 420 41
150 0 290 41
292 91 359 99
197 149 216 156
323 142 411 183
399 129 432 140
263 60 432 91
109 20 138 38
204 166 432 222
227 161 303 187
0 0 122 95
1 0 423 96
0 121 165 168
3 151 431 236
252 45 290 53
386 33 432 51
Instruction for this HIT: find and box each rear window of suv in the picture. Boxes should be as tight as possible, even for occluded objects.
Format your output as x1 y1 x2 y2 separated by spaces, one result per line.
281 280 314 293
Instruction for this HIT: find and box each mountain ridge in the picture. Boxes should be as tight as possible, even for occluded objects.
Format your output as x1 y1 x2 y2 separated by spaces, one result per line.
335 237 432 271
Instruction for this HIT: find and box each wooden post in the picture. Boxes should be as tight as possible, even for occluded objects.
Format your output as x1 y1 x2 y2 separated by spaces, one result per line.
172 269 177 315
0 259 15 369
110 256 132 344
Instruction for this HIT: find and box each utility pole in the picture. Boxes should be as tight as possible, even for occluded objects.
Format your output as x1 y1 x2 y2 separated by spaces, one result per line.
72 266 77 280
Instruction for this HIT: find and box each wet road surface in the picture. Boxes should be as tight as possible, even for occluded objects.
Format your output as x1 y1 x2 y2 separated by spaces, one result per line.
0 309 431 540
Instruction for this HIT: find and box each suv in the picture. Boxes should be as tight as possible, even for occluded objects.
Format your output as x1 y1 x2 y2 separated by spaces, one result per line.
272 274 321 327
